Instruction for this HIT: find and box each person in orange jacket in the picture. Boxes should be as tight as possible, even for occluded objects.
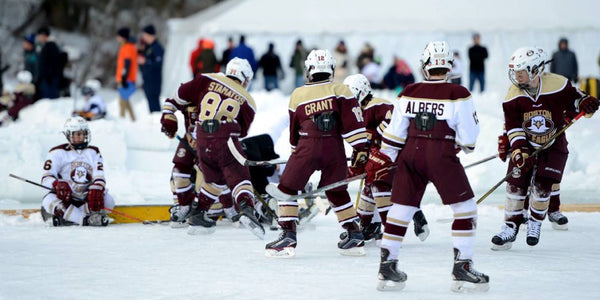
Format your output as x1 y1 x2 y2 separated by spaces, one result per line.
115 27 137 121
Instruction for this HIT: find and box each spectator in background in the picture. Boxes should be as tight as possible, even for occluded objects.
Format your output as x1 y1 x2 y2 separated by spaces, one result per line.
190 38 219 78
449 51 463 85
139 24 164 113
290 39 307 88
0 47 6 93
23 34 38 84
220 36 235 70
36 26 62 99
0 70 35 126
258 42 284 91
551 37 578 83
468 32 488 92
356 43 374 71
383 56 414 93
73 79 106 121
360 56 382 89
333 40 350 83
115 27 137 121
230 35 257 73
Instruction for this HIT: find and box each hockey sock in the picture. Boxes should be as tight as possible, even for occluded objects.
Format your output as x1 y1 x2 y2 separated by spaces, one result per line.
450 199 477 260
548 183 561 213
505 183 527 225
199 182 226 211
372 182 392 224
380 204 419 261
357 185 376 222
232 180 255 207
326 190 359 227
530 180 552 221
219 188 234 209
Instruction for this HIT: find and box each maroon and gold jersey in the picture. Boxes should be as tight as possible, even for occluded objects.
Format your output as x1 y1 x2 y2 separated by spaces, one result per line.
288 80 368 150
175 73 256 138
362 97 393 147
162 98 199 134
503 73 586 152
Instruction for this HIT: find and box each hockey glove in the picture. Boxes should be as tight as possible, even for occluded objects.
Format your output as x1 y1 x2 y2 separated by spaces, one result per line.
348 149 369 177
52 180 72 204
87 183 105 212
510 148 534 173
365 148 393 184
498 134 509 162
577 96 599 117
160 113 178 138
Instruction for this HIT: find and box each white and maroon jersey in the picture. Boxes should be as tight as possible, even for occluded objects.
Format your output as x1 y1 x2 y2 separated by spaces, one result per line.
381 81 479 160
288 80 368 151
503 73 587 152
41 144 105 199
175 73 256 138
82 94 106 116
362 97 394 148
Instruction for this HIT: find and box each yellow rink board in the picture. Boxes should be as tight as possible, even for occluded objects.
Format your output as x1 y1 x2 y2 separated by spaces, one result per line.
0 205 171 224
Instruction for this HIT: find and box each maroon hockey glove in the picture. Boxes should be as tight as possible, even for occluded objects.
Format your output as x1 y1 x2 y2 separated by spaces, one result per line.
365 148 393 184
87 183 105 212
510 148 534 173
52 180 72 204
160 113 178 138
498 134 509 162
348 149 369 177
578 96 599 115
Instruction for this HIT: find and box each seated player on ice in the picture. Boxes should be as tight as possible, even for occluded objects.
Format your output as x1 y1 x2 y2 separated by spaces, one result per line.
41 116 115 226
73 79 106 121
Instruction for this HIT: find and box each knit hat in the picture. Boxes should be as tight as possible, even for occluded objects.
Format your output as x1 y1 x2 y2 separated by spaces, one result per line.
117 27 130 40
24 34 35 44
142 25 156 35
37 26 50 36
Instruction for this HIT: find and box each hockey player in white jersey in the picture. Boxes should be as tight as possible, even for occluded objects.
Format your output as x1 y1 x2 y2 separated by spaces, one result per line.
41 116 115 226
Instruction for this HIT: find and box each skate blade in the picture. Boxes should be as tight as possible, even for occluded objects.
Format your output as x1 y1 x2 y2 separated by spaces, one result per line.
340 246 366 256
417 224 430 242
170 221 188 229
451 281 489 293
239 215 265 239
265 247 296 258
490 242 512 251
298 206 320 226
376 279 405 291
187 225 216 235
551 222 568 231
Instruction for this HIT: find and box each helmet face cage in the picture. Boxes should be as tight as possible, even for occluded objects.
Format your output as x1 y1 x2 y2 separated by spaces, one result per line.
343 74 372 102
82 79 101 96
63 116 91 149
420 41 453 80
17 71 33 84
226 57 254 86
508 47 545 89
305 49 336 81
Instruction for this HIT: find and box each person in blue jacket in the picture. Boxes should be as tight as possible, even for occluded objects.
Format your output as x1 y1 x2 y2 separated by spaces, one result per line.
138 24 164 113
230 35 257 73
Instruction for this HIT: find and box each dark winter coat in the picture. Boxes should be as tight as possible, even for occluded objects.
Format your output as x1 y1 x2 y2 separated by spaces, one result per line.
24 49 39 83
468 45 488 72
37 41 62 83
140 40 164 94
259 51 282 76
551 50 578 83
290 47 307 76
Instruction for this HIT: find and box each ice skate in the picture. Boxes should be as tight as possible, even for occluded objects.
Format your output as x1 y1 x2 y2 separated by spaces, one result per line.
548 211 568 230
83 212 109 226
491 222 518 250
187 207 216 235
451 248 489 293
526 218 542 246
265 229 297 258
376 248 407 291
338 222 365 256
169 204 190 228
235 204 265 239
413 210 430 241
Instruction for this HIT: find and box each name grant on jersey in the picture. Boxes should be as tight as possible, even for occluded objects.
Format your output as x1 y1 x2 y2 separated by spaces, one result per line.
208 82 246 103
304 98 334 116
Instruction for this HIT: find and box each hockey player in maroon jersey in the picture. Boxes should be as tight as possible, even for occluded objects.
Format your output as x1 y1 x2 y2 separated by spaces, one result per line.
264 49 369 258
367 41 489 292
172 57 265 238
343 74 429 242
160 98 237 228
491 47 598 250
41 116 115 226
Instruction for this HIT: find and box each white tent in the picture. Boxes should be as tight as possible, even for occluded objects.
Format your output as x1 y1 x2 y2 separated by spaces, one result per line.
163 0 600 95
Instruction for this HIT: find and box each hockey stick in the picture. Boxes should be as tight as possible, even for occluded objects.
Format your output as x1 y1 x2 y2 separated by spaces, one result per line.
476 111 585 205
227 137 288 166
463 154 499 169
8 173 158 224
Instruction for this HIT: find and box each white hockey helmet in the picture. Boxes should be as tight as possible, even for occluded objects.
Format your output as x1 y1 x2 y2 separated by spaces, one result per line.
82 79 101 96
62 116 91 149
343 74 372 103
420 41 453 80
305 49 336 81
17 70 33 84
508 47 546 88
226 57 254 88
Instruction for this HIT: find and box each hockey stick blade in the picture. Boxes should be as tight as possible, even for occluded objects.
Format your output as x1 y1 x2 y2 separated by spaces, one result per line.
267 173 367 202
227 137 287 166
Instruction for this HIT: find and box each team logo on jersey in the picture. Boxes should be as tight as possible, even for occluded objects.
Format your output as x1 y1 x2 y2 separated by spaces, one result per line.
177 148 187 158
522 110 556 146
